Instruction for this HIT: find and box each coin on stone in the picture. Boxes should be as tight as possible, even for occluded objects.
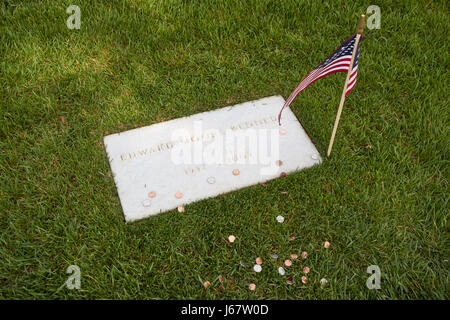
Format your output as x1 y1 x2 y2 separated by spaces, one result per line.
279 129 286 135
148 191 156 198
275 160 283 166
232 169 240 176
175 192 183 198
207 176 216 184
142 200 151 207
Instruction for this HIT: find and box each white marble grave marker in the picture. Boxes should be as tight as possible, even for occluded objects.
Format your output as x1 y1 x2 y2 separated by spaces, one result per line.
104 96 321 221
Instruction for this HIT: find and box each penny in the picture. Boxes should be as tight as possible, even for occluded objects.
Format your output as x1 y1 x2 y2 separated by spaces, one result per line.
177 206 185 213
280 172 287 178
148 191 156 198
175 192 183 199
284 259 292 267
232 169 240 176
279 129 286 135
256 257 262 265
228 235 236 243
275 160 283 166
249 283 256 291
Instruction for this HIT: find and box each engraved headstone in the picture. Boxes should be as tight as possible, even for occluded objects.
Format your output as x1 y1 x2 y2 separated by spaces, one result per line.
104 96 321 221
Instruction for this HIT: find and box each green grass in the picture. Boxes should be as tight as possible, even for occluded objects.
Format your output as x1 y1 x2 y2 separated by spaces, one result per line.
0 0 448 299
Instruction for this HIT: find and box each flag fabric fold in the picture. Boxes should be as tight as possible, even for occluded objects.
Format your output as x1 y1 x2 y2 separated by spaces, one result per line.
278 34 363 125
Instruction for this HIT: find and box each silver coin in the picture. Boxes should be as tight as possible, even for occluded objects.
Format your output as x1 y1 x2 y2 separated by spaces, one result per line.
142 199 151 207
207 176 216 184
253 264 262 273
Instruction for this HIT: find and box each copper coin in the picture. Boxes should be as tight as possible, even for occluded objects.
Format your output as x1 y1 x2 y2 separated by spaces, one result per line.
279 129 286 135
232 169 240 176
276 160 283 166
256 257 262 265
148 191 156 198
175 192 183 199
280 172 286 178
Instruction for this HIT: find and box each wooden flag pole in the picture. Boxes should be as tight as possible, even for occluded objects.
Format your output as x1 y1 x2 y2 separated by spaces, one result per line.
327 14 365 157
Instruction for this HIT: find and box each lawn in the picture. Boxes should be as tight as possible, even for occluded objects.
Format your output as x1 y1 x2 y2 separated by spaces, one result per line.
0 0 448 299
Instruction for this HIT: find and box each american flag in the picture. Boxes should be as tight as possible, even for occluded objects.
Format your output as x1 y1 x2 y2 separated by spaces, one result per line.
278 34 363 124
